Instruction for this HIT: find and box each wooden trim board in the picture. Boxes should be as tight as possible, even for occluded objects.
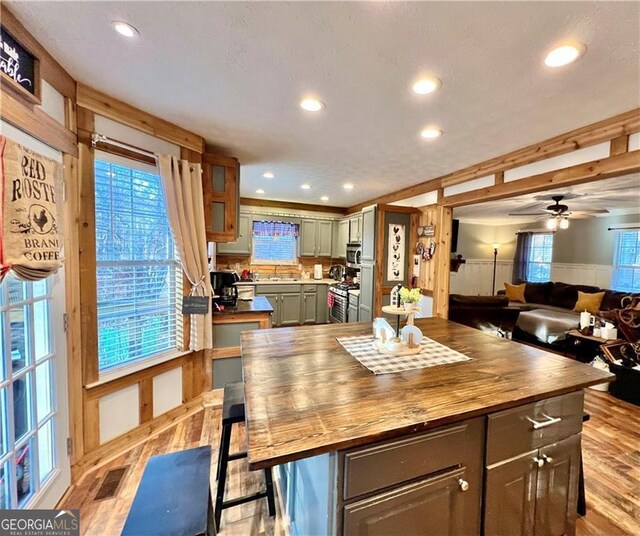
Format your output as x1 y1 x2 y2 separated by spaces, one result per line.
0 6 75 99
72 395 204 483
348 108 640 212
441 150 640 208
76 83 204 153
241 197 347 215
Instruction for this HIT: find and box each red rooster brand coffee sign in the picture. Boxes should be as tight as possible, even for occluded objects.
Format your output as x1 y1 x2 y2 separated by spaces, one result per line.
0 136 62 281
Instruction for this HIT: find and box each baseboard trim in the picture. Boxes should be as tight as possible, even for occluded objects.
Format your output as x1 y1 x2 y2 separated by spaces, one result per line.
71 395 204 484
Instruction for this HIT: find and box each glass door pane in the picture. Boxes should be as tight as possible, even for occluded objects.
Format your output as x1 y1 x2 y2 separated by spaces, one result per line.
0 272 69 508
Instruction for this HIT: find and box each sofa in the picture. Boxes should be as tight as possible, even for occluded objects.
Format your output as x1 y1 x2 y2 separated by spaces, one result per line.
498 281 639 350
448 294 521 335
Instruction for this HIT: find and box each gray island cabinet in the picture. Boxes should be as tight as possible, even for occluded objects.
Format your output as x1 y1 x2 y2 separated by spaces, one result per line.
241 319 613 536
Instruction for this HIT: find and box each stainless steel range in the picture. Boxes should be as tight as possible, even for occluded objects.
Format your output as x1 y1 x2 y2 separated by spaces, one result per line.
329 282 360 323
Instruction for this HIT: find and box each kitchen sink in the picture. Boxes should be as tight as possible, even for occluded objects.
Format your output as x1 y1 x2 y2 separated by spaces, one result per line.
268 277 299 281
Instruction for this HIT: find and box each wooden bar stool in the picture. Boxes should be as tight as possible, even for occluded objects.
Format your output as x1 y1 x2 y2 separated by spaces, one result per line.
214 382 276 531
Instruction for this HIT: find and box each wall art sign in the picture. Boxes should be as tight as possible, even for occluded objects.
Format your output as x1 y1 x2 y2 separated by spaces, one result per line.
387 223 405 281
0 25 40 101
1 136 62 282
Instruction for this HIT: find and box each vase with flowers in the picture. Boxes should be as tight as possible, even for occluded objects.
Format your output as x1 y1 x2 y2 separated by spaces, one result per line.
399 287 422 312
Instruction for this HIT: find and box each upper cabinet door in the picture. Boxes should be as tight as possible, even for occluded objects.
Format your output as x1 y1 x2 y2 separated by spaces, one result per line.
299 219 318 257
217 214 252 255
361 206 376 261
317 221 333 257
202 153 240 243
337 220 349 258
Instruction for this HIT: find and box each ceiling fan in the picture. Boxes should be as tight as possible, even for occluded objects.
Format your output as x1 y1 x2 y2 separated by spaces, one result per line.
508 195 609 230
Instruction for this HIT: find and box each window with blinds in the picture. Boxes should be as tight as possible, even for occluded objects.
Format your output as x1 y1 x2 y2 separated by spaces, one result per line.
94 156 182 371
612 230 640 292
526 233 554 282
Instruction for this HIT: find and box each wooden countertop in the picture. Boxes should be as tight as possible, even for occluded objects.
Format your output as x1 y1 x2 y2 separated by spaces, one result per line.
214 296 273 316
241 318 614 470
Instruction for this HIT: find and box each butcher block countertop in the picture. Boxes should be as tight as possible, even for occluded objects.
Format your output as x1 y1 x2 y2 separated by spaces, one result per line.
241 318 613 470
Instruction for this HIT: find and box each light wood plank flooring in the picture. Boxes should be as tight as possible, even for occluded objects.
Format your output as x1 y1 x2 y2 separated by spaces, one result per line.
61 389 639 535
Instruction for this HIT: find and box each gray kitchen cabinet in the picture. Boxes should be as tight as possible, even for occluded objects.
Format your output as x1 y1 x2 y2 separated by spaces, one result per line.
299 219 318 257
361 206 376 261
300 219 334 257
343 466 473 536
262 293 280 325
336 219 349 258
359 263 375 322
302 292 318 324
316 285 329 324
484 394 582 536
317 220 333 256
348 302 359 323
280 293 303 326
217 214 252 255
348 214 362 243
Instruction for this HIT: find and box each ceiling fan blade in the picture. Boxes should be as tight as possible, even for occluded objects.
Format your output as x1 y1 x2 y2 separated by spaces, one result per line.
508 212 547 216
569 209 610 215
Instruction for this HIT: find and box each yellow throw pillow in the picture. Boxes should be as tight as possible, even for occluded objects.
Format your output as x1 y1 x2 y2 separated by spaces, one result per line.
573 291 605 315
504 283 526 303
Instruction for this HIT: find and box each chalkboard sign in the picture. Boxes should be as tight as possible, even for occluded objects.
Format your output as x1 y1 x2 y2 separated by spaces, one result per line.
182 296 210 315
0 26 39 101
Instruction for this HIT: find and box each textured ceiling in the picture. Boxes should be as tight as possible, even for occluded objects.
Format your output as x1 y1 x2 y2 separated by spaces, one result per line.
453 173 640 225
8 1 640 207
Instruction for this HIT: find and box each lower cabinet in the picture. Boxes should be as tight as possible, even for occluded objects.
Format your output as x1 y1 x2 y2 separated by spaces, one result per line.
280 293 302 326
347 303 358 323
275 393 584 536
343 466 472 536
257 284 329 326
484 392 583 536
302 292 318 324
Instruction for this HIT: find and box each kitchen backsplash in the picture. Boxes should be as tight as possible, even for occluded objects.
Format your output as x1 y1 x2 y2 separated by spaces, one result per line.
216 255 341 279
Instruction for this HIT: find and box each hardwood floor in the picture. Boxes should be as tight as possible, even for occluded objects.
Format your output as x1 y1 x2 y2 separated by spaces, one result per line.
61 389 639 535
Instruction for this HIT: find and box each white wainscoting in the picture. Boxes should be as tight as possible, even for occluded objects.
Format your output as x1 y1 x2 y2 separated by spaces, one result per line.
450 260 514 296
450 260 613 296
551 263 613 289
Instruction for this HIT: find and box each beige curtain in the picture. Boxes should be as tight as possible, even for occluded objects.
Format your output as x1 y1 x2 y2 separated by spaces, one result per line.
156 154 212 350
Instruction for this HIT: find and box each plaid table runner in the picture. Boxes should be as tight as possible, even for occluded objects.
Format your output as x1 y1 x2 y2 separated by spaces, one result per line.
337 335 472 374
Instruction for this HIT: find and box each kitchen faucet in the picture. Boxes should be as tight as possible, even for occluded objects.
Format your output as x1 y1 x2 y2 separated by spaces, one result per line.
274 264 283 277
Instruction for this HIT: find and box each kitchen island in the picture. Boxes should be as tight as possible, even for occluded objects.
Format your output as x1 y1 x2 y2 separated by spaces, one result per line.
210 296 273 388
241 318 613 536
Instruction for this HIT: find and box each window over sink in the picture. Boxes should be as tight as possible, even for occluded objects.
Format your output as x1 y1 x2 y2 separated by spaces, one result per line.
251 221 299 264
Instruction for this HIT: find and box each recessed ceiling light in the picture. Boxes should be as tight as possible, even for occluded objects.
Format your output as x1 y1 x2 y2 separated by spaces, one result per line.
420 127 443 139
321 195 329 201
343 183 354 190
263 171 274 179
301 184 311 190
412 77 441 95
544 43 586 67
300 98 324 112
256 189 265 194
112 21 139 38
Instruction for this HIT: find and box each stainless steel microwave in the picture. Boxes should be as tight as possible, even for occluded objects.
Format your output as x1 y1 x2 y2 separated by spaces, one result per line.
346 243 361 268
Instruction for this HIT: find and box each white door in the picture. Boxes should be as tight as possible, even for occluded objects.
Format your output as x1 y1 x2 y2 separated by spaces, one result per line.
0 270 70 509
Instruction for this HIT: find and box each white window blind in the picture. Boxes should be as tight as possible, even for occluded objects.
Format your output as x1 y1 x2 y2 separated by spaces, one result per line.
94 155 182 371
612 230 640 292
526 233 554 282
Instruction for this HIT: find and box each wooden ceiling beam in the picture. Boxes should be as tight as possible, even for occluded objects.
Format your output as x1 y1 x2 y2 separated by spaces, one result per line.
347 108 640 213
441 150 640 208
76 83 205 153
240 197 347 215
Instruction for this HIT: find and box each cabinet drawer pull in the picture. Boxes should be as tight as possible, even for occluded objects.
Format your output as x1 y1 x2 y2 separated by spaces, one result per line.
542 454 553 464
526 414 562 429
458 478 469 492
533 456 545 467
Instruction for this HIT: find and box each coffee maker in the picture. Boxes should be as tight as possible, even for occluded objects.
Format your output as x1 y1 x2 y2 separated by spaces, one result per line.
211 270 239 306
